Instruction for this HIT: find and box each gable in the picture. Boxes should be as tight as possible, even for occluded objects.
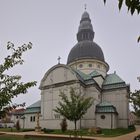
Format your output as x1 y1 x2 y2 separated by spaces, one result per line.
39 64 78 89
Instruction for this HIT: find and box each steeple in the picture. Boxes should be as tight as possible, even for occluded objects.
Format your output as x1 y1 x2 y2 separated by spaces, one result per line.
77 11 95 42
67 10 109 76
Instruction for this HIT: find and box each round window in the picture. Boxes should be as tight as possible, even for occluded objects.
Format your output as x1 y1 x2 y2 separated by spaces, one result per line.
79 64 83 68
89 64 92 67
101 115 105 119
97 64 100 68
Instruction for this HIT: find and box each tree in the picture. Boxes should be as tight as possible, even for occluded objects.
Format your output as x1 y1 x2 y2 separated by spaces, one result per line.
103 0 140 43
103 0 140 15
130 90 140 117
54 87 94 130
0 42 37 115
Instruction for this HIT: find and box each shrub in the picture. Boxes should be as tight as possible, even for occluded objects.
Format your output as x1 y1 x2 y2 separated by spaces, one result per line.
15 120 20 131
128 125 136 131
60 118 67 132
43 128 54 133
22 129 35 132
88 127 102 134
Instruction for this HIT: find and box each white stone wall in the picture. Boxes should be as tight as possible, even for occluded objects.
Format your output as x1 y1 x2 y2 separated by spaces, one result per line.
96 113 117 129
40 65 83 129
40 119 78 130
11 115 24 129
40 65 102 129
93 76 104 88
102 89 129 128
81 86 101 128
40 65 77 88
24 114 37 129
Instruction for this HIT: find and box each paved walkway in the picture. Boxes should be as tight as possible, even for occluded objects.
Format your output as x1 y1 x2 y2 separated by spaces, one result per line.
1 126 140 140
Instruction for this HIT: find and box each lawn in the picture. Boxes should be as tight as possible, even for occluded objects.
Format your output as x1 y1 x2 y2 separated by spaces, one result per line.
0 128 34 132
42 126 136 137
0 135 28 140
0 125 136 140
0 134 66 140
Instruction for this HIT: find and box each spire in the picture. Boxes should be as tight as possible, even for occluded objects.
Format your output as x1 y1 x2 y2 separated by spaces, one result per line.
77 11 94 42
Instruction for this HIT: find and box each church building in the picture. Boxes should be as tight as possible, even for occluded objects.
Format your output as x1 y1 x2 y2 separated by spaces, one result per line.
24 10 130 130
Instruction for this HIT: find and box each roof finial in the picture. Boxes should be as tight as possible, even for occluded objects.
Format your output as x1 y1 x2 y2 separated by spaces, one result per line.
84 4 87 11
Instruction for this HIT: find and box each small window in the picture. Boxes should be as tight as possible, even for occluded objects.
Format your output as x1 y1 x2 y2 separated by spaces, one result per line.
30 116 32 122
97 64 100 68
89 64 92 67
101 115 105 119
54 114 60 119
33 116 35 122
79 64 83 68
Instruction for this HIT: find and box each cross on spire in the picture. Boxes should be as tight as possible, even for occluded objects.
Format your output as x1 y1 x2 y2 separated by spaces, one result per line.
57 56 61 64
84 4 87 11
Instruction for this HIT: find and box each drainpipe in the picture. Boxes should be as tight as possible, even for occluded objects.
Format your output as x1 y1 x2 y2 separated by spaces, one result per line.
111 113 113 129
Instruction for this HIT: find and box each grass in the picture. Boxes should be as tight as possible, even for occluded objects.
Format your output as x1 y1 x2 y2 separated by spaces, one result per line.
42 126 136 137
0 135 27 140
0 128 34 132
0 134 65 140
101 128 135 137
0 126 136 140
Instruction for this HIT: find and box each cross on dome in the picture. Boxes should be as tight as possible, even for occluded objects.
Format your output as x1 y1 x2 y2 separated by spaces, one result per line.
57 56 61 64
84 4 87 10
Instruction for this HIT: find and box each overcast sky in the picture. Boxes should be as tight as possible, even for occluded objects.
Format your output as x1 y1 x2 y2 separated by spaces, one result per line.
0 0 140 107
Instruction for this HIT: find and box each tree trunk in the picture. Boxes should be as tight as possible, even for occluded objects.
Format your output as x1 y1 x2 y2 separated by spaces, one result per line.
74 120 77 130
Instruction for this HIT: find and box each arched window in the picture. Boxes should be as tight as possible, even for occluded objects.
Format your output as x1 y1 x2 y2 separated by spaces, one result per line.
33 116 35 122
30 116 32 122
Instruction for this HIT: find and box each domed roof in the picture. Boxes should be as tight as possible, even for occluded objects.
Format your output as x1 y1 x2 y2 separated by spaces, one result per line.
67 11 106 65
67 41 105 64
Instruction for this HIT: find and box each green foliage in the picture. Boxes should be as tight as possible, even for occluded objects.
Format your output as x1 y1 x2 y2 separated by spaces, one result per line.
103 0 140 15
43 128 54 133
28 128 135 137
130 90 140 117
60 118 67 132
54 87 94 130
103 0 140 44
0 42 37 113
0 135 26 140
